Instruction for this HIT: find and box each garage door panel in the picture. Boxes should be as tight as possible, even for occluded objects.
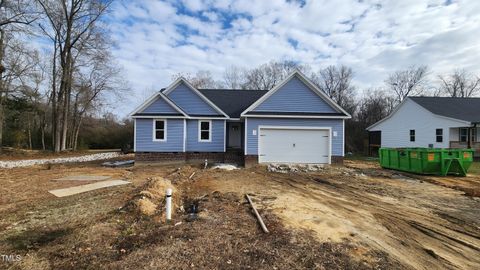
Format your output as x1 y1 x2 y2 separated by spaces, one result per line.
259 128 330 164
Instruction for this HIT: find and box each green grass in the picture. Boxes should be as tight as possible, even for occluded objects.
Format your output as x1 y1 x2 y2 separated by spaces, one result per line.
468 161 480 176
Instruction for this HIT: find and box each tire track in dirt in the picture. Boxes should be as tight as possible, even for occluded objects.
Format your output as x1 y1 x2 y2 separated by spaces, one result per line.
197 167 480 270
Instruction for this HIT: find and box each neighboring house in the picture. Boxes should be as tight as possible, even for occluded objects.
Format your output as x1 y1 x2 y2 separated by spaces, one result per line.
130 70 351 166
367 97 480 156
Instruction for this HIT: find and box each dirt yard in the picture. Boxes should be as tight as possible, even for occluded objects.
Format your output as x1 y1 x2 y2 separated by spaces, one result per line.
0 159 479 269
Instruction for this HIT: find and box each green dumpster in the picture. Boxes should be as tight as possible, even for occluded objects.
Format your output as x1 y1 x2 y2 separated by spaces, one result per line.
379 148 474 176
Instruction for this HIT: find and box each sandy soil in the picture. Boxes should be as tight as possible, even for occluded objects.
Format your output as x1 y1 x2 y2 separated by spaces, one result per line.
0 159 479 269
186 161 480 269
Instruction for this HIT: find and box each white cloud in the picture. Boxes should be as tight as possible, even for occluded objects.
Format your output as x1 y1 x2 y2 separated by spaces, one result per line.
108 0 480 117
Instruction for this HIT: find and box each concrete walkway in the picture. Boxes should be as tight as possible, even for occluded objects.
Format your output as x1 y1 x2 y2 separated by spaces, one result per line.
49 180 130 197
53 175 112 181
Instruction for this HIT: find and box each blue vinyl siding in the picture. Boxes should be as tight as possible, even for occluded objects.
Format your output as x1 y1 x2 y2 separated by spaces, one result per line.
141 96 179 114
135 118 184 152
245 118 344 156
253 76 337 113
186 119 225 152
167 83 221 115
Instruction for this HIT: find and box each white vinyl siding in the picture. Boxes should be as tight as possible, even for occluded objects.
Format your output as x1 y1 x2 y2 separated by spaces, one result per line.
369 99 468 148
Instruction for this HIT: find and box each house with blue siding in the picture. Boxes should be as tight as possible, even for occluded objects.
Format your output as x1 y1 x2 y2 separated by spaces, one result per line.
131 70 351 166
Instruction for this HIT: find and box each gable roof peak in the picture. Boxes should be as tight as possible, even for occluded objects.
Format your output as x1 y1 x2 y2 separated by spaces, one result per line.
240 69 351 118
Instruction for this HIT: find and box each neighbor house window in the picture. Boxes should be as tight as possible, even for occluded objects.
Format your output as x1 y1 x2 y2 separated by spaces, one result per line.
153 119 166 141
459 128 468 142
436 129 443 143
199 120 211 142
472 128 477 142
410 130 415 142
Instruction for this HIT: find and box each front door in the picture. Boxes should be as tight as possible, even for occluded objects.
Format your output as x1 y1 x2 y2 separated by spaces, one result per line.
228 123 242 149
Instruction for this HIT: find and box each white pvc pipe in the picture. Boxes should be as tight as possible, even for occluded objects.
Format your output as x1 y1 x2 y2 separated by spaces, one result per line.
166 188 172 221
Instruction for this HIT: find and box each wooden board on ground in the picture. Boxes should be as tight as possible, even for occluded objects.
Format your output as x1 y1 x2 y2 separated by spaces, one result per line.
49 180 130 197
53 175 112 181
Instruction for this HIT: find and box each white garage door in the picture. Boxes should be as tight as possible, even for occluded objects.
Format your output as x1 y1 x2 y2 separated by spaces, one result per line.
258 127 330 164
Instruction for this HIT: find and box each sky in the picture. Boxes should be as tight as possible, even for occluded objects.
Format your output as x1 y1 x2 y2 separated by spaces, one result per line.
107 0 480 117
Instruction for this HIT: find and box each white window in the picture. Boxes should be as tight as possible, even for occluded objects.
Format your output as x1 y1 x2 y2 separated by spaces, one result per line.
436 129 443 143
459 128 468 142
153 119 166 141
198 120 211 142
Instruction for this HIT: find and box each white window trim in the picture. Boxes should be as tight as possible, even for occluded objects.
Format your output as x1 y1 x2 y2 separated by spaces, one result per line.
153 119 167 142
459 128 468 142
198 120 212 142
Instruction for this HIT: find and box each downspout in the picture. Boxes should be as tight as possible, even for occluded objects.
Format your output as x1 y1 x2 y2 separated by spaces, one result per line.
468 127 471 149
468 123 477 149
473 123 478 149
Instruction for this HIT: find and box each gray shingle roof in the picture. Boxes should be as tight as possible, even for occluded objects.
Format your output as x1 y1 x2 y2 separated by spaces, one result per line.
410 96 480 123
198 89 268 118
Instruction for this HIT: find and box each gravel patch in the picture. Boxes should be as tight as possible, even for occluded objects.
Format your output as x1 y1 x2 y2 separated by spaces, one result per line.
0 152 122 169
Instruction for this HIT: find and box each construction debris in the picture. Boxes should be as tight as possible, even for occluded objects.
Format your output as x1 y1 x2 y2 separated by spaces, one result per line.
102 160 134 167
0 152 122 169
267 163 325 173
245 194 269 233
211 163 239 171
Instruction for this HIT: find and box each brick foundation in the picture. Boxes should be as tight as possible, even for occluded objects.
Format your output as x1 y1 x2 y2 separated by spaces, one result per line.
244 155 259 168
186 152 225 163
136 152 343 166
135 152 243 165
331 156 344 164
135 152 186 162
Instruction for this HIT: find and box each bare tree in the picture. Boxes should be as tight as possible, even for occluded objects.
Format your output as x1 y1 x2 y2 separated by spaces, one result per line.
357 89 396 127
37 0 113 151
172 70 221 88
385 65 428 103
0 38 40 149
0 0 37 149
311 65 356 114
241 60 309 90
223 65 244 89
69 48 124 150
438 69 480 98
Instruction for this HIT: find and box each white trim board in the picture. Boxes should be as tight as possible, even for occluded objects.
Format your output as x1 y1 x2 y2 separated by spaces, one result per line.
244 117 248 155
223 120 226 152
133 119 137 152
241 70 351 118
244 114 350 119
183 119 186 152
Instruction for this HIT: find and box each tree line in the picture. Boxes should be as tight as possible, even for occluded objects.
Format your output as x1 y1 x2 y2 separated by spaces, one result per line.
174 61 480 153
0 0 128 152
1 1 479 153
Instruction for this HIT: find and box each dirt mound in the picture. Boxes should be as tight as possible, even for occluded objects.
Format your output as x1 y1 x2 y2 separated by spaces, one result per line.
127 177 180 217
167 165 199 183
110 191 397 270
